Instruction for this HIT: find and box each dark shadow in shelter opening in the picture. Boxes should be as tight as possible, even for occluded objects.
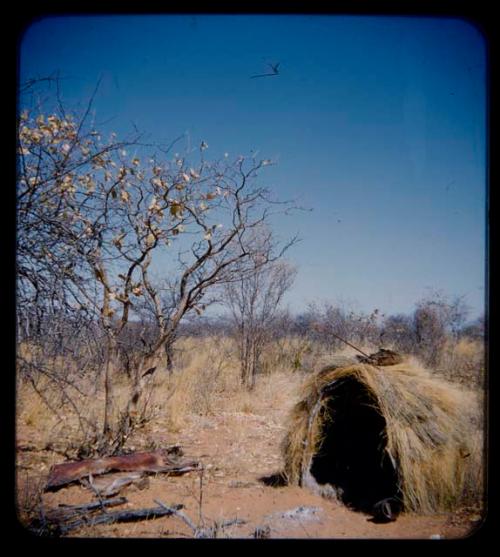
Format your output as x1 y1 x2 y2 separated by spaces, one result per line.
309 376 402 514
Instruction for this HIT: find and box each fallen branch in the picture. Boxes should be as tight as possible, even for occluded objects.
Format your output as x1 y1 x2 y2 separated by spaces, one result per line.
57 502 185 535
154 499 246 538
44 496 128 523
154 499 197 532
30 497 128 536
84 473 107 509
81 471 149 497
45 448 199 491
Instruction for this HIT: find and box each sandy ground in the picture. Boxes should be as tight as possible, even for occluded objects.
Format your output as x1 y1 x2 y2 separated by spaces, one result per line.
16 384 484 541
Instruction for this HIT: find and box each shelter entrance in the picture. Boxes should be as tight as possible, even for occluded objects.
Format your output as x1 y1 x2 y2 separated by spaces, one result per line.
309 376 400 512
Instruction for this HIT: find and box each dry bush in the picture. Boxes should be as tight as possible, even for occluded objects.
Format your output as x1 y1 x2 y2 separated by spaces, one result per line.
16 335 240 451
436 338 485 388
18 341 130 457
156 335 307 428
15 469 47 529
17 373 103 456
259 336 313 374
17 334 168 457
17 376 59 434
259 336 382 375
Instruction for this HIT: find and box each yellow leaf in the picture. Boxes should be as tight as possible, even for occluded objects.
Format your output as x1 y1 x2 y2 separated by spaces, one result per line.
146 233 155 247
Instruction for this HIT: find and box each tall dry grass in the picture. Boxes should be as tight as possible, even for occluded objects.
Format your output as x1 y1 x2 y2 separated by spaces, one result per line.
153 336 305 430
436 338 485 388
17 333 310 454
16 333 485 458
158 336 239 429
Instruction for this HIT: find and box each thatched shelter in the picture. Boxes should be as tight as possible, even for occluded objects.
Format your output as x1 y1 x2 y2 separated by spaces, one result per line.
282 361 483 515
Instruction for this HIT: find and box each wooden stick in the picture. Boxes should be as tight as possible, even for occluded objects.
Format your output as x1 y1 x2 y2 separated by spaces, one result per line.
56 496 128 513
58 503 185 534
154 499 197 533
154 499 246 538
46 497 128 522
327 331 372 359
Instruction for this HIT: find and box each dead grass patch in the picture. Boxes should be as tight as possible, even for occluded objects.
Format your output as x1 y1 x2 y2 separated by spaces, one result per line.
437 338 485 388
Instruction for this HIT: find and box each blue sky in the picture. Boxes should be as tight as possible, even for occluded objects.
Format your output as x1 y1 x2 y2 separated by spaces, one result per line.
19 14 487 319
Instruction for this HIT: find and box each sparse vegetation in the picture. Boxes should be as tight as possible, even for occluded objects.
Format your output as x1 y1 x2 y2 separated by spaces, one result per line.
16 79 486 539
17 76 298 456
16 315 486 538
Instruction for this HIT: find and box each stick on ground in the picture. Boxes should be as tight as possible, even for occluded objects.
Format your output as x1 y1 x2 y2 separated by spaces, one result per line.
57 502 185 535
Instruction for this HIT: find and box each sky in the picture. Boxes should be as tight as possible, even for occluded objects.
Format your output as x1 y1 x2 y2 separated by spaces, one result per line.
18 14 487 320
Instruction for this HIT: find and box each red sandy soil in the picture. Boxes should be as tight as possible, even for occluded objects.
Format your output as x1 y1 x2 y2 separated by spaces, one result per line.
16 395 484 539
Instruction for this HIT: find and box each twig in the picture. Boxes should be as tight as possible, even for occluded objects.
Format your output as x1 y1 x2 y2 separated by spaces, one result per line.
327 331 372 360
296 518 312 539
33 497 128 536
154 499 197 533
59 502 184 535
198 466 205 527
56 497 127 514
154 499 246 538
220 518 247 528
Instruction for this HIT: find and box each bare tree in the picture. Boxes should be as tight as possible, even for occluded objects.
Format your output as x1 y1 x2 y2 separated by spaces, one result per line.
413 291 469 366
304 302 382 353
224 254 297 389
380 313 416 354
460 314 485 341
17 78 297 453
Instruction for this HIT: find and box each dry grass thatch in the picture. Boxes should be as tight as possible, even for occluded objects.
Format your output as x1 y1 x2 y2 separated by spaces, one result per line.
282 361 484 514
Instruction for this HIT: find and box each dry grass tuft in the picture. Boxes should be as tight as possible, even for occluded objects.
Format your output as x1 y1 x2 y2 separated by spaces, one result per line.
437 338 485 388
152 337 307 431
158 336 240 429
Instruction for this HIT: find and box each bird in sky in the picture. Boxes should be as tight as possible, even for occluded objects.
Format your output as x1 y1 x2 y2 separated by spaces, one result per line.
251 62 280 79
